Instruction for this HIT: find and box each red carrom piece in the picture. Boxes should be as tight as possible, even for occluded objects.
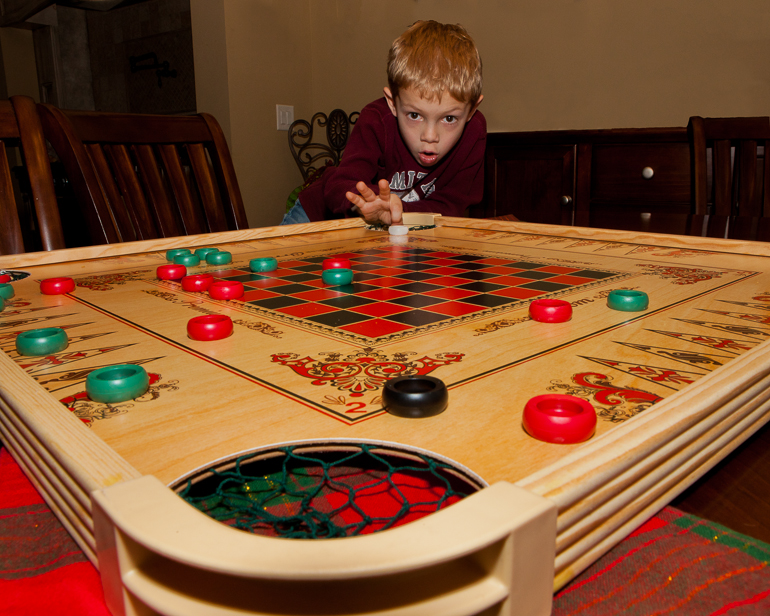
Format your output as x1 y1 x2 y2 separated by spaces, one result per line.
157 264 187 281
0 273 10 283
523 394 596 444
209 280 244 300
529 299 572 323
323 257 352 270
40 277 75 295
187 315 233 341
182 274 214 292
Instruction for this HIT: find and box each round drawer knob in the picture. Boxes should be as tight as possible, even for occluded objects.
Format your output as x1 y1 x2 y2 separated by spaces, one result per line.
560 195 573 206
642 167 654 179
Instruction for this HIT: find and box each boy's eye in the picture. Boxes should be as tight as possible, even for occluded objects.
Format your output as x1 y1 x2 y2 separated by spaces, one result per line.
407 112 421 120
444 116 458 124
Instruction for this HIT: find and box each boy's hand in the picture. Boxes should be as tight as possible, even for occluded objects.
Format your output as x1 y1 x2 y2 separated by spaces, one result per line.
346 179 404 226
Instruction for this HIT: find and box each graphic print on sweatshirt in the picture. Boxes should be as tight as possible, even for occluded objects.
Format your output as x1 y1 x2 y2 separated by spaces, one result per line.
389 171 437 202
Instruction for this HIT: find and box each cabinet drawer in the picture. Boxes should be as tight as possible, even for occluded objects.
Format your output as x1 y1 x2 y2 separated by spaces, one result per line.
591 144 691 203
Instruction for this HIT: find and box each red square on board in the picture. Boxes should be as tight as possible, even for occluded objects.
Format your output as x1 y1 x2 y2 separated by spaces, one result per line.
483 266 523 276
349 302 413 318
425 267 466 277
427 276 474 287
297 278 326 288
277 303 337 318
357 288 412 301
367 267 412 277
243 277 291 289
424 301 484 317
424 259 463 267
293 288 347 301
491 287 545 300
340 318 412 337
476 258 510 265
486 275 537 287
267 268 302 278
212 269 249 278
242 289 280 302
375 258 411 267
423 287 479 300
364 276 413 288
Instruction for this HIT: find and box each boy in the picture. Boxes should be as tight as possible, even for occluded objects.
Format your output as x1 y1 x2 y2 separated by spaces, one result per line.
285 20 485 226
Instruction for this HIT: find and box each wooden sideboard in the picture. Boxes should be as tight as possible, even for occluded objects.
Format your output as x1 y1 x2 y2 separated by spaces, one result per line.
473 127 696 235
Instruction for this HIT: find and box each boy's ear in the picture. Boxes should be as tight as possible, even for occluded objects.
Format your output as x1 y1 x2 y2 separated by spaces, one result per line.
466 94 484 122
384 87 398 117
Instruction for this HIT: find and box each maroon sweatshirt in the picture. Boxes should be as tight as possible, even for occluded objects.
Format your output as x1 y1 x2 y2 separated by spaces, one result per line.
299 97 486 222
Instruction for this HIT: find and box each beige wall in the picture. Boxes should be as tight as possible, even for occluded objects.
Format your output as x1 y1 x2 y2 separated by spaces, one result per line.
192 0 770 227
192 0 312 228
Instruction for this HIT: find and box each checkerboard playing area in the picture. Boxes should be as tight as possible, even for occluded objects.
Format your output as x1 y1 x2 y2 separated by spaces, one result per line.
207 245 623 342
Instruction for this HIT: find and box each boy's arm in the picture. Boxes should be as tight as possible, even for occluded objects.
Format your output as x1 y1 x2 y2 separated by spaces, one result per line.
321 105 389 219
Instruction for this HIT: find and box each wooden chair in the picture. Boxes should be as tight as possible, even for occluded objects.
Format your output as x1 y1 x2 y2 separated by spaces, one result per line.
0 95 64 255
688 116 770 240
288 109 359 182
37 105 249 245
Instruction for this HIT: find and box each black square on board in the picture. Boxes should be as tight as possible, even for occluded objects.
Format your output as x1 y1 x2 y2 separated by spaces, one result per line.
291 264 323 273
390 295 446 308
451 262 490 271
221 273 269 283
519 281 572 292
462 294 518 308
456 281 506 293
386 310 449 327
319 295 376 309
247 296 307 309
396 262 436 271
282 273 318 283
452 271 499 281
268 283 318 295
307 310 372 327
514 271 557 280
450 254 486 262
396 271 440 282
391 281 443 294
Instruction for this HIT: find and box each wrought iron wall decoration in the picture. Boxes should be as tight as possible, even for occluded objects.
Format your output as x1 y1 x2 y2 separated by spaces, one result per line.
289 109 360 181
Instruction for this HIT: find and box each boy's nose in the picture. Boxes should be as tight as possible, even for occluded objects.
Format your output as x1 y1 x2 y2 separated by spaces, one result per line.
421 124 439 143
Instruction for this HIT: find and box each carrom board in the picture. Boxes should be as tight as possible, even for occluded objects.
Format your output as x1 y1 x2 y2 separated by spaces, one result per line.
3 217 770 616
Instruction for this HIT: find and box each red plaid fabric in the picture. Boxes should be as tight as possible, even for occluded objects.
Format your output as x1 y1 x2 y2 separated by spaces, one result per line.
2 445 769 615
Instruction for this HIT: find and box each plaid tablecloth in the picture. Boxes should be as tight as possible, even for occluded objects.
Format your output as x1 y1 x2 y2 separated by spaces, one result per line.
2 446 768 616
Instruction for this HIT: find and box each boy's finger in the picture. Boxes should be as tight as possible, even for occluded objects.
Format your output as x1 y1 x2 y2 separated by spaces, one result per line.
390 199 403 225
356 181 377 201
345 191 364 207
378 179 391 200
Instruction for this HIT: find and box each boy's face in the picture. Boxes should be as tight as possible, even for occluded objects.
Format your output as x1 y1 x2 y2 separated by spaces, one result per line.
384 86 483 168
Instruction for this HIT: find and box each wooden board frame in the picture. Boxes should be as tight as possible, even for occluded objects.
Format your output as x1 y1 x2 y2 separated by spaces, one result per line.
3 216 770 616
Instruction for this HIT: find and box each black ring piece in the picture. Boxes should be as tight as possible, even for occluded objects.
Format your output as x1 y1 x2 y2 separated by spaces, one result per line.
383 376 448 418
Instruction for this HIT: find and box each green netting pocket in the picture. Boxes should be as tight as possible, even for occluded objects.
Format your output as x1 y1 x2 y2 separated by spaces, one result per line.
173 441 483 539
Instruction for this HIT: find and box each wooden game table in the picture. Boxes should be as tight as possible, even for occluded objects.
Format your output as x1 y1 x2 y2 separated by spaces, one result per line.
2 216 770 616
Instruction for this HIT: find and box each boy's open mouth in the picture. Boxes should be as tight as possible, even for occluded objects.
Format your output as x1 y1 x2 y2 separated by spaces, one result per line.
419 151 439 165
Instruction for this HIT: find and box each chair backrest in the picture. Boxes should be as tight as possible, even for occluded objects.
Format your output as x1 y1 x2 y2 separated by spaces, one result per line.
0 96 64 255
688 116 770 241
288 109 359 181
37 105 249 245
